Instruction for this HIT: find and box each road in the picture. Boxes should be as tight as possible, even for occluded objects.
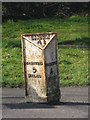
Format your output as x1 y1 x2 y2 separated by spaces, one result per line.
1 87 90 118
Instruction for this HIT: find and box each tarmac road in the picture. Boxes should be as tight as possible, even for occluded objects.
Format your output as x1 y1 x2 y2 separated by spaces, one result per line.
1 87 90 118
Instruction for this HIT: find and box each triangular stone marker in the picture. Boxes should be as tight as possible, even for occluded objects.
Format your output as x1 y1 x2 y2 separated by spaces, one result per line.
21 32 60 103
22 33 56 50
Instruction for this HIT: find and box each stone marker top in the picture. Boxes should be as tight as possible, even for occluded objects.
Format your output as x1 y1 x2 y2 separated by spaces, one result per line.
22 32 57 50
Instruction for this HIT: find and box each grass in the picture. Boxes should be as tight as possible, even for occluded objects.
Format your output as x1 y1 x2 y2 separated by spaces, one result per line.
2 48 23 87
59 48 88 86
2 15 89 87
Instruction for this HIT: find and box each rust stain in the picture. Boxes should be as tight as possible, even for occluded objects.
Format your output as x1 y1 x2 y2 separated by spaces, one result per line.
21 35 28 96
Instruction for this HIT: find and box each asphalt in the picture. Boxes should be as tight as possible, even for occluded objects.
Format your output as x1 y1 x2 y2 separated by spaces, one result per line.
1 87 90 118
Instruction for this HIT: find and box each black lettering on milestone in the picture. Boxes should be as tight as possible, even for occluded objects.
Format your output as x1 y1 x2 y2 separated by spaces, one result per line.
28 74 41 78
26 62 43 65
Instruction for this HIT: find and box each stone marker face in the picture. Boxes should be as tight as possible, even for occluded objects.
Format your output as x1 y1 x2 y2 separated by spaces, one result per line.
21 32 60 103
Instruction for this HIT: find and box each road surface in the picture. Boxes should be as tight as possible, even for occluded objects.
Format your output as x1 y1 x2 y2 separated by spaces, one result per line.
1 87 90 118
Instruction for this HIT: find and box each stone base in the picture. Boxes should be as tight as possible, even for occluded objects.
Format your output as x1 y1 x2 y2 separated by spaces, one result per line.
25 95 47 103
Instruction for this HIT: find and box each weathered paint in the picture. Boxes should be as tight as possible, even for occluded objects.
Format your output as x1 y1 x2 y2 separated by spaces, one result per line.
21 32 60 103
44 36 60 102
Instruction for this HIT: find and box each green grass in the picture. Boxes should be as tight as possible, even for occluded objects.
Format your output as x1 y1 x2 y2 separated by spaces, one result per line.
2 48 23 87
59 48 89 86
2 16 89 87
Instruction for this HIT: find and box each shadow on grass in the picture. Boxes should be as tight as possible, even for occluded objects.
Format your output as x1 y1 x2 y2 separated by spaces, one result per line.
59 60 72 65
3 37 90 49
3 39 21 48
58 37 90 47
